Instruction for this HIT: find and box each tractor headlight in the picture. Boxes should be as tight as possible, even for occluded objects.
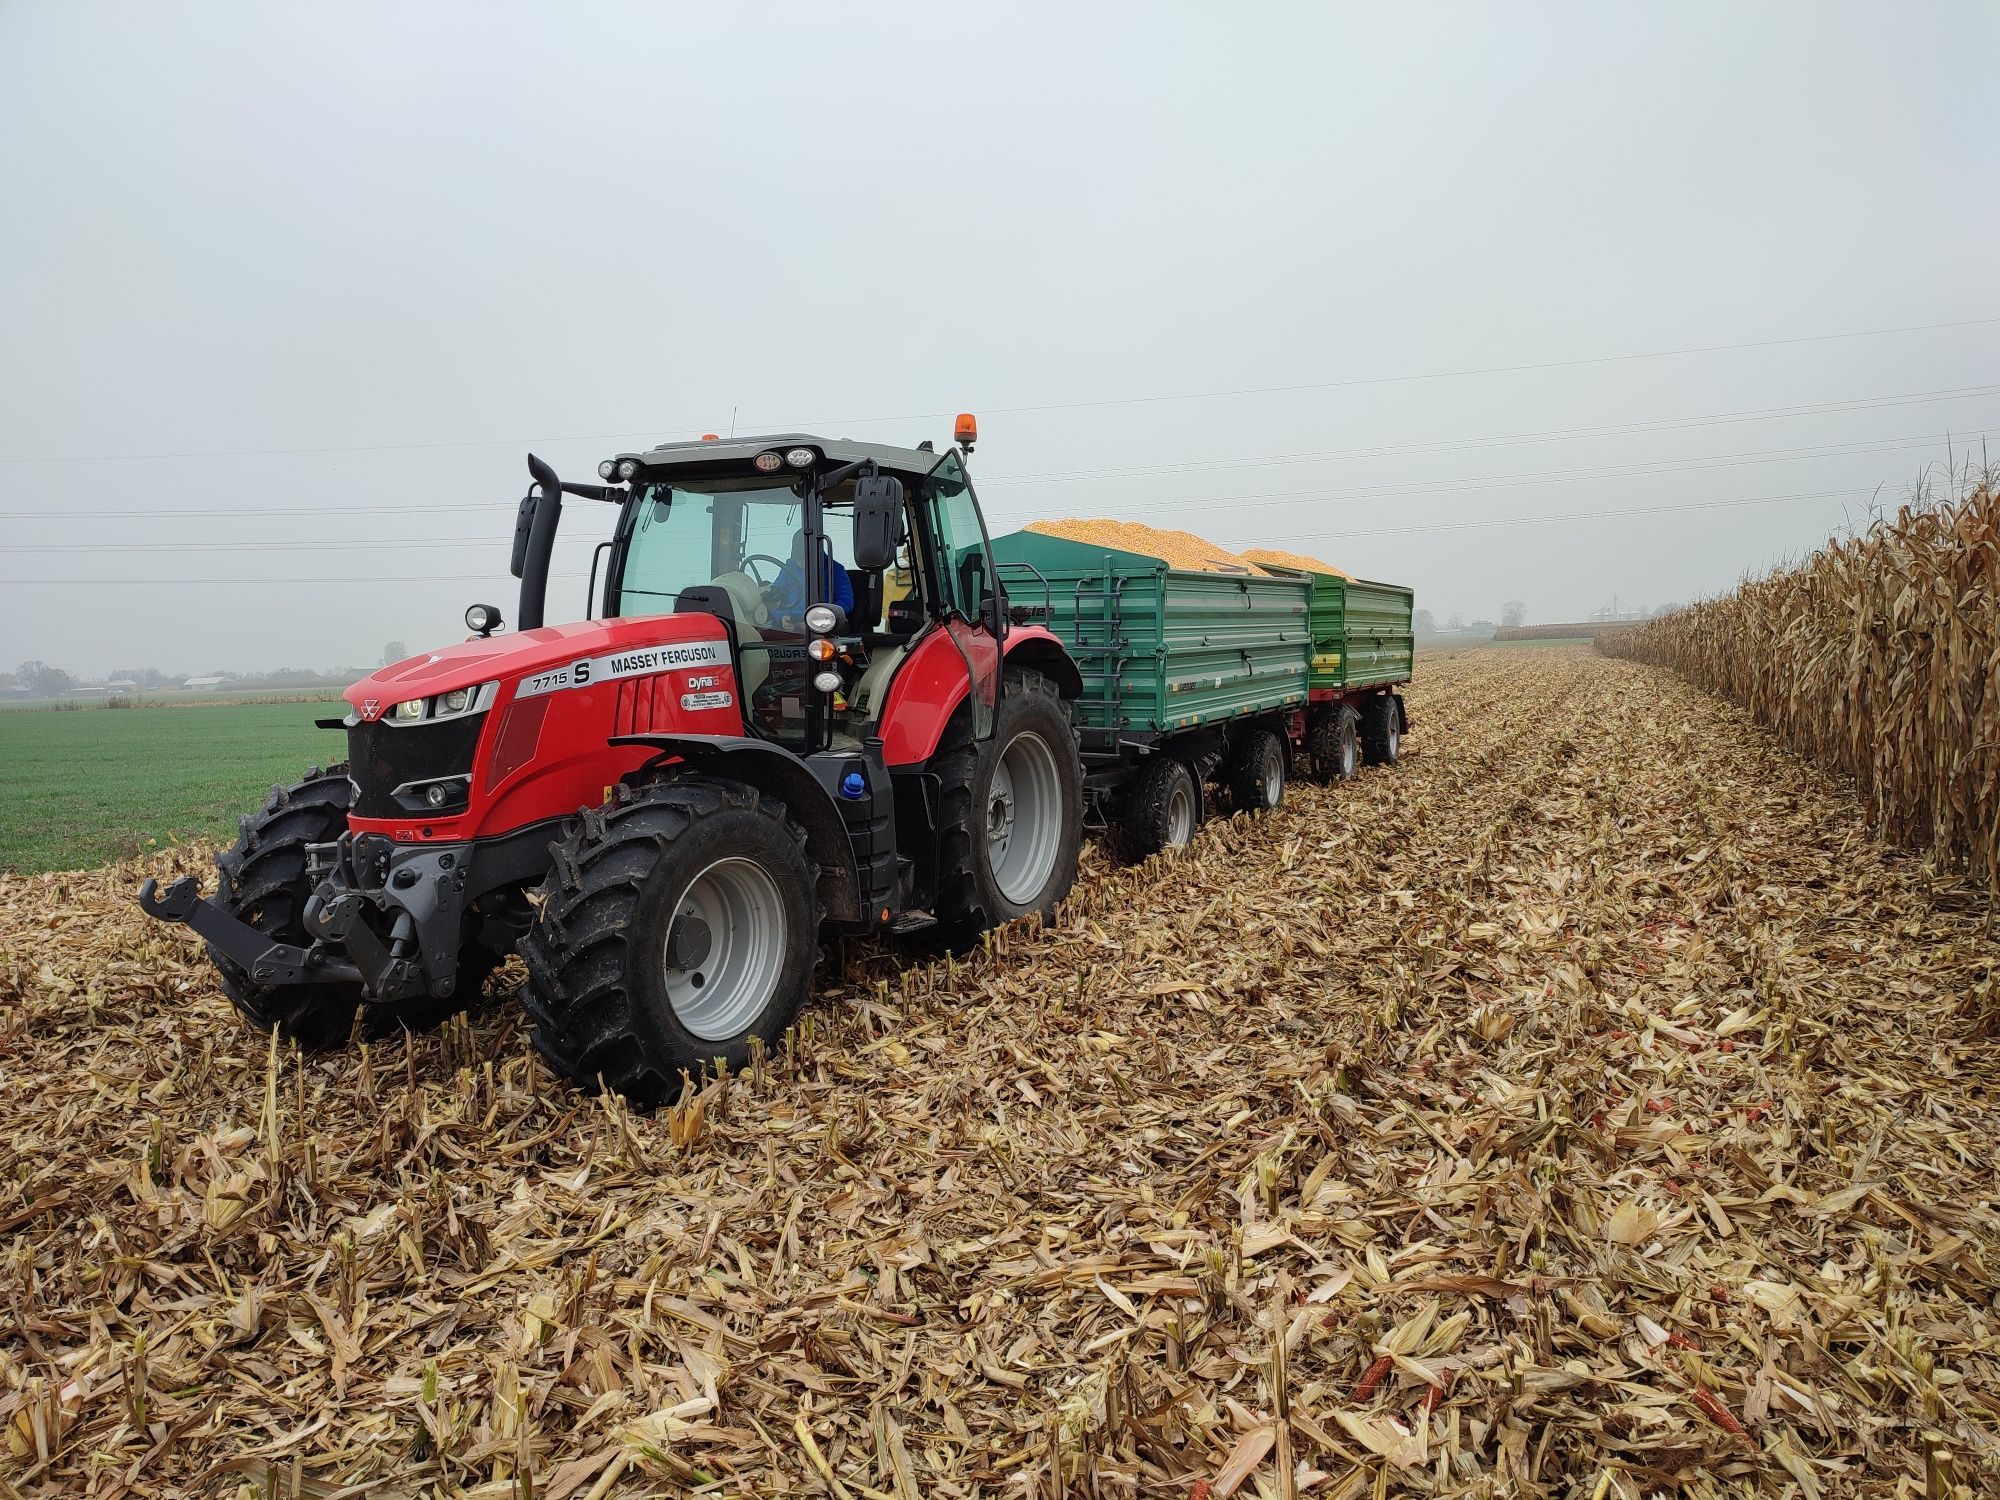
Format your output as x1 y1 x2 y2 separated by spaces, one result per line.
393 699 425 721
616 458 639 481
804 603 843 635
597 459 617 480
428 681 497 720
813 670 843 694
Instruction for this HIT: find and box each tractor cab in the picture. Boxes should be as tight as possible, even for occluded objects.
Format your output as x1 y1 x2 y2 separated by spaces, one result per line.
589 431 1001 760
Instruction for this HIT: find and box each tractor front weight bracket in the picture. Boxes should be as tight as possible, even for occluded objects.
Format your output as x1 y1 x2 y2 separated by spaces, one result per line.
138 877 364 987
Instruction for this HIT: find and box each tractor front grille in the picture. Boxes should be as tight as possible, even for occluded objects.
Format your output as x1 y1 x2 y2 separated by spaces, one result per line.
346 713 486 820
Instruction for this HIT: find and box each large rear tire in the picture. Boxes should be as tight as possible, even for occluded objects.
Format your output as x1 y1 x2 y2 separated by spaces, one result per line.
519 776 819 1108
1113 755 1200 863
930 667 1084 941
212 765 495 1050
1227 730 1286 814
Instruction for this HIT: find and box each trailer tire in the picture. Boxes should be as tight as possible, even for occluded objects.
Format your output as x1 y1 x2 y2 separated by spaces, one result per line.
1114 756 1200 863
211 765 494 1050
931 667 1084 944
1227 730 1286 814
1360 695 1402 766
1308 707 1361 782
520 775 818 1109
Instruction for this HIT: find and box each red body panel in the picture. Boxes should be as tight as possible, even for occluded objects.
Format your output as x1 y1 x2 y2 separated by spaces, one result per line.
874 623 1064 768
343 616 743 841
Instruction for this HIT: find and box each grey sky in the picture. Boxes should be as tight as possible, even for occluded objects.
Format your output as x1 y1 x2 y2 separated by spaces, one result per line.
3 2 1995 677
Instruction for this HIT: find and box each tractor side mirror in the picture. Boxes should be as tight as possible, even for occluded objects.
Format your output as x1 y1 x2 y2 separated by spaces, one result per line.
851 474 905 571
509 491 537 578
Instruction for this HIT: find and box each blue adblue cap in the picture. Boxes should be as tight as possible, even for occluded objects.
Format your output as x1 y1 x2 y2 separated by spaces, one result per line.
839 770 867 800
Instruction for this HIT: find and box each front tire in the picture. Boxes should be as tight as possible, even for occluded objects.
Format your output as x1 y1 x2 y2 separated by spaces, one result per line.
520 776 819 1108
1227 730 1286 814
1360 695 1402 765
931 667 1084 940
212 765 488 1049
1113 755 1200 863
1307 706 1360 782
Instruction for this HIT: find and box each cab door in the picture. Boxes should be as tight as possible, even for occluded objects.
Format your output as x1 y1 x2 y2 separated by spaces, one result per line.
923 451 1002 741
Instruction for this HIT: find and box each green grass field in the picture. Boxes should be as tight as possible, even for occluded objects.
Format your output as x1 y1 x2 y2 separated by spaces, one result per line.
0 701 343 873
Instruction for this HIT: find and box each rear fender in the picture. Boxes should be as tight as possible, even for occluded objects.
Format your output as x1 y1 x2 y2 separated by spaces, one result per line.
874 625 1082 767
609 734 861 922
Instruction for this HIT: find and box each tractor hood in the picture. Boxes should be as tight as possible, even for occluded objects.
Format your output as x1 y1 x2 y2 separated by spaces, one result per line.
345 615 733 721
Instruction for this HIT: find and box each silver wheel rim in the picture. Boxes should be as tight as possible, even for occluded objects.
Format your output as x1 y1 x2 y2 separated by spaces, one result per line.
1342 735 1356 777
1165 778 1196 846
1387 723 1400 759
987 730 1063 905
1260 752 1282 806
662 857 787 1042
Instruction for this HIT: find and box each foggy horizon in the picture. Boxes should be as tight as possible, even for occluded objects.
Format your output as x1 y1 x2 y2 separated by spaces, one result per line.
4 2 1996 678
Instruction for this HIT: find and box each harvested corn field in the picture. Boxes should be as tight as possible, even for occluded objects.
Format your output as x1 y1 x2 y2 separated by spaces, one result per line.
4 646 1999 1498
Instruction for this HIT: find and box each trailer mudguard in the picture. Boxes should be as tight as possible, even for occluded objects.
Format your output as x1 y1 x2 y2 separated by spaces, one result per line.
609 734 863 922
873 625 1083 767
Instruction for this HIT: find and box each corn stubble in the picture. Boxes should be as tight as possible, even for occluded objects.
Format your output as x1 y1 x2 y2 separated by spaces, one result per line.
2 647 1997 1497
1603 475 2000 889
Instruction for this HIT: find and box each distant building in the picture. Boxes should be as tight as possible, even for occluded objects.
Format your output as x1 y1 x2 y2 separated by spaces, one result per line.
182 675 228 689
105 679 139 694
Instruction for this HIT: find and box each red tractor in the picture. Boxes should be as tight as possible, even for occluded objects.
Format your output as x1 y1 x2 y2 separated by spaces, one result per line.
141 420 1085 1104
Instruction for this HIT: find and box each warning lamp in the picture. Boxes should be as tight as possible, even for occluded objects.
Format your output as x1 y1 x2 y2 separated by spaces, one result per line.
954 413 978 449
701 433 720 442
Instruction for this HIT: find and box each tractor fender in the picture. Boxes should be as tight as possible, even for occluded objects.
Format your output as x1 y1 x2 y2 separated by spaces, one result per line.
874 625 1084 767
609 734 862 923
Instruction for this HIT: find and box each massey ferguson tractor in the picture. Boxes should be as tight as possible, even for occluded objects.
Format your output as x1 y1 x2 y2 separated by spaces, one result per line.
140 419 1087 1105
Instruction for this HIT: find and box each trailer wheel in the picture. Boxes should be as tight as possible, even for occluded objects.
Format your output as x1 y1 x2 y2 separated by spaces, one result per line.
1114 756 1200 862
1360 695 1402 765
520 775 818 1108
932 667 1084 942
1227 730 1286 813
1308 707 1361 781
211 765 491 1050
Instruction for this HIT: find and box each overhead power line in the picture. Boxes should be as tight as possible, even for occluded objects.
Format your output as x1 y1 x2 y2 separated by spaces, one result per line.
8 423 1990 549
2 312 1995 465
0 484 1890 585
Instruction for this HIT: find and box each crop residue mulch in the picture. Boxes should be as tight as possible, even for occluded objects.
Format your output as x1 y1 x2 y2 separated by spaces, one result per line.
3 646 1997 1498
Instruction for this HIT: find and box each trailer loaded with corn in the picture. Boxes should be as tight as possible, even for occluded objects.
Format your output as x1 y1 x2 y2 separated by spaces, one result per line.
138 422 1412 1101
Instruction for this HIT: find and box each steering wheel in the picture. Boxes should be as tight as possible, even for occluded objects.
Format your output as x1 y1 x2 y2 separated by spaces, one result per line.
740 554 790 587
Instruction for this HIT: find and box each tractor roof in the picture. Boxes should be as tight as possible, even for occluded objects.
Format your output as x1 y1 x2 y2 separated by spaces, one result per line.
612 433 951 482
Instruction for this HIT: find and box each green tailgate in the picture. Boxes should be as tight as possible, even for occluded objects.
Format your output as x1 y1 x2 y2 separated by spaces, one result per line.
989 531 1312 745
1253 565 1414 691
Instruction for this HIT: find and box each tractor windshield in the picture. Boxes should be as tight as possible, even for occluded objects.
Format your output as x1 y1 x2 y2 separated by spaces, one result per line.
611 477 857 749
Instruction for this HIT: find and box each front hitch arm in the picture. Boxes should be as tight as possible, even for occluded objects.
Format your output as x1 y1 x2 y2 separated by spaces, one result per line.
138 877 363 987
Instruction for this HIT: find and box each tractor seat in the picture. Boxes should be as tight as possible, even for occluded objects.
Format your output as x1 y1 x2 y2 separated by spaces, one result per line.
707 571 773 694
846 643 908 721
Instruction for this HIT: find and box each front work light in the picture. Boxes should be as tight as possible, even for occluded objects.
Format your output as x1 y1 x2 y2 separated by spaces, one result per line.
785 447 814 468
616 458 640 481
597 460 617 480
803 603 843 635
754 452 783 472
464 602 501 636
813 670 843 694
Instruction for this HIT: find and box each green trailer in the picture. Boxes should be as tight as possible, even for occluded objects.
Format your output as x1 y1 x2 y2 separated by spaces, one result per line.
1248 564 1415 694
989 528 1411 858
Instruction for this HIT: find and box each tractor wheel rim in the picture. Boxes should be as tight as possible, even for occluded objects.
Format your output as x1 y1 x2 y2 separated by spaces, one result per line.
988 729 1062 905
663 857 787 1042
1261 754 1281 806
1166 779 1195 845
